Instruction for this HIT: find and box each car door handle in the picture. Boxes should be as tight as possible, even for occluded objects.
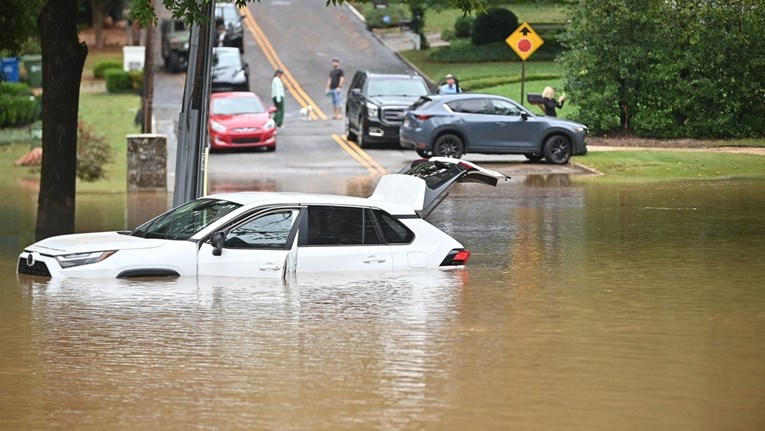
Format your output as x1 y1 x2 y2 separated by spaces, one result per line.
363 256 387 264
259 263 282 271
496 122 506 127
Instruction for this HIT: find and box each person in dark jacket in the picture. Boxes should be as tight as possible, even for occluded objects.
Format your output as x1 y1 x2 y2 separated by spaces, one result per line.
541 86 566 117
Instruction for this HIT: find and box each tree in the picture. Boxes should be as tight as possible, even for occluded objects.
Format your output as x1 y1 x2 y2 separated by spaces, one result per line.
559 0 765 138
13 0 486 241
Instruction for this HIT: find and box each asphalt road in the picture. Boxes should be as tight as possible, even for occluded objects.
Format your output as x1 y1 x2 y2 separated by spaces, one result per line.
152 1 586 194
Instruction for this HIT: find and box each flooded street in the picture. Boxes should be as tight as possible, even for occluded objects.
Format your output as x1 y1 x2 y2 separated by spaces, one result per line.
2 176 765 430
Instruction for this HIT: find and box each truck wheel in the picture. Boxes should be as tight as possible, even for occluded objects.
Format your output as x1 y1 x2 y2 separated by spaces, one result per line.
168 51 181 73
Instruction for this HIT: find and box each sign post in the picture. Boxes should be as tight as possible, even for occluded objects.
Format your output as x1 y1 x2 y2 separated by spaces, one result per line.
505 22 544 105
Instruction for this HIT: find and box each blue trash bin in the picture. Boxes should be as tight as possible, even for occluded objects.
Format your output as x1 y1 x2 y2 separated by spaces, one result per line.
1 57 20 82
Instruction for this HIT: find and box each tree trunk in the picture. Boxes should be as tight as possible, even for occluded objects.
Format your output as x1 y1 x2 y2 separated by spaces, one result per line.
91 0 105 49
35 0 88 241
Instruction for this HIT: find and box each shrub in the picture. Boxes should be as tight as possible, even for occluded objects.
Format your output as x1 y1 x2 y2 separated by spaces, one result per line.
77 119 113 182
105 68 133 93
0 81 33 97
454 15 474 38
0 92 40 127
93 61 123 79
471 8 518 46
365 3 409 29
128 69 143 93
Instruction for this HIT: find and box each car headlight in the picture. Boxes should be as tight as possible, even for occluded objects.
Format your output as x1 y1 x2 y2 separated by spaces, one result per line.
366 102 379 119
210 120 227 132
263 118 275 130
56 251 116 268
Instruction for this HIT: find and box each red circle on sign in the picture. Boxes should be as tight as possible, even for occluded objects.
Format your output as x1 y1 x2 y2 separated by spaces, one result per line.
518 38 532 52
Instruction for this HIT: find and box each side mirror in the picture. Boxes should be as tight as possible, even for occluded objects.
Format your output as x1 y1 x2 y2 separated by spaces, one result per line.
521 111 528 121
268 106 277 114
351 88 362 97
210 231 225 256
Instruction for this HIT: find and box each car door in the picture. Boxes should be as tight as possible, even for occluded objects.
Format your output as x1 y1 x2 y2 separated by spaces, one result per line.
197 208 300 278
488 98 545 151
295 206 393 275
447 98 496 152
346 72 365 131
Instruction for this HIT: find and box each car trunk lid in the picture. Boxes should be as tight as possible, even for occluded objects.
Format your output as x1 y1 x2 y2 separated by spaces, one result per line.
370 157 507 218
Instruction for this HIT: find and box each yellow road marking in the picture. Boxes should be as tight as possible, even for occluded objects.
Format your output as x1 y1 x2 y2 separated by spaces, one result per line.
331 134 387 175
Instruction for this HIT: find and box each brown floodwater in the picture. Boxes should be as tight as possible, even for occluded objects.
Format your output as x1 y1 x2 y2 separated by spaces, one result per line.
1 176 764 430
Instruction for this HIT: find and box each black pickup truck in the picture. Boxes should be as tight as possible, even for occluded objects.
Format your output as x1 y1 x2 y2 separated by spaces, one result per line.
344 70 431 149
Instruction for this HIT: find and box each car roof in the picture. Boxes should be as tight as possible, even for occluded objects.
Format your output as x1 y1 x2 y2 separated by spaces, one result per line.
205 191 417 214
358 70 423 79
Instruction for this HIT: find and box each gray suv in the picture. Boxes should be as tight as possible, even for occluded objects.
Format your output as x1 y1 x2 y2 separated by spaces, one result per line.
400 93 588 163
345 71 430 148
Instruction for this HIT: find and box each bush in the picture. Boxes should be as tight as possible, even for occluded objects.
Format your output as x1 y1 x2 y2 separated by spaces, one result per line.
0 81 33 97
471 8 518 46
93 61 123 79
0 92 40 128
454 15 474 38
77 119 113 182
128 69 143 93
365 3 409 29
429 40 518 62
105 68 133 93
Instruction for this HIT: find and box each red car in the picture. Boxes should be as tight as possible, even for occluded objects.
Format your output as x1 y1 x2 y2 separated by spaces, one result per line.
208 92 277 151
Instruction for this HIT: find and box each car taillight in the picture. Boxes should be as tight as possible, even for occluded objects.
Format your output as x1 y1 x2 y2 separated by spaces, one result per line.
440 248 471 267
414 114 432 121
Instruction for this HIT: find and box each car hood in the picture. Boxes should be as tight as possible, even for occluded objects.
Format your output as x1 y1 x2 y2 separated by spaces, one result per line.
366 95 423 107
25 232 170 256
370 157 507 218
210 113 270 128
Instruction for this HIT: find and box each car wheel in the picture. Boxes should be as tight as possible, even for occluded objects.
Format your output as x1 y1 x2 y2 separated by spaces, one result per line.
433 134 464 159
357 119 370 149
525 154 544 163
416 149 431 158
168 51 181 73
543 135 572 164
345 116 357 142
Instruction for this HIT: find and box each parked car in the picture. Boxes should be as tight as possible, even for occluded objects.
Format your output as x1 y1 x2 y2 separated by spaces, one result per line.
211 47 249 93
208 92 277 152
400 93 589 164
345 70 431 148
215 1 245 53
17 158 507 279
160 19 189 73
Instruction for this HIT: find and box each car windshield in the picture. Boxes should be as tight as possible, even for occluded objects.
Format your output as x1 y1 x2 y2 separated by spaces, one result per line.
367 78 429 97
214 50 241 69
215 5 240 23
131 198 241 240
212 97 264 115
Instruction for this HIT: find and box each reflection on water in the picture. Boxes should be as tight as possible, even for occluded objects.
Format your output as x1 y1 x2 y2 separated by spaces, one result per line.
1 177 765 430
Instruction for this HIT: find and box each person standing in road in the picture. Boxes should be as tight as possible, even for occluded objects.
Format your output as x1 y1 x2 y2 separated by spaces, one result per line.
439 74 461 94
326 57 345 120
271 69 285 128
541 86 566 117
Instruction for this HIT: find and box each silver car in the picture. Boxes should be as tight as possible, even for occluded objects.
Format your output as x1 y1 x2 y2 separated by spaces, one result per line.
400 93 588 164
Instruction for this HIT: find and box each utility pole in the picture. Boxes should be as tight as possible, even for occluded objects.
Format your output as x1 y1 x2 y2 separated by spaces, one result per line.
142 1 155 134
173 0 215 207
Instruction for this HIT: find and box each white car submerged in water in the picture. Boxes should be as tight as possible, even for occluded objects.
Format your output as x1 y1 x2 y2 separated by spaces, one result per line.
18 158 506 279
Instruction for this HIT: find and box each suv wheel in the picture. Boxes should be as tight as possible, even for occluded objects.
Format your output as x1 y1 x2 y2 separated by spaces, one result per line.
543 135 572 164
416 150 431 158
357 119 370 149
345 116 357 142
168 51 181 73
433 134 464 159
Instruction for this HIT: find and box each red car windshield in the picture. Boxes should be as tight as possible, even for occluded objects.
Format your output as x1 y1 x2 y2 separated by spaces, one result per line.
212 97 265 115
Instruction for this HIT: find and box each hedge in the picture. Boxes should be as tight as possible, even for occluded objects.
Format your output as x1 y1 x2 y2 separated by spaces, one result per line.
93 61 123 79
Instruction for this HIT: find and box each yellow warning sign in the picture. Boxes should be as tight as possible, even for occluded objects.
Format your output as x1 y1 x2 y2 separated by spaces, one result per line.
505 22 544 61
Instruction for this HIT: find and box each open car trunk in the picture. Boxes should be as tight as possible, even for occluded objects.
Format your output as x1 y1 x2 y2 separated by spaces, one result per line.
369 157 507 218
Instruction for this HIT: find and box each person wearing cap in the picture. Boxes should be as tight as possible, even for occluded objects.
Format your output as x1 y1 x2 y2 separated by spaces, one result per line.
439 74 461 94
271 69 285 128
326 57 345 119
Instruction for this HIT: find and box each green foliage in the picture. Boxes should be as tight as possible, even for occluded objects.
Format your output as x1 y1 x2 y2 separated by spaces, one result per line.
93 61 123 79
0 0 45 54
0 82 41 127
429 38 562 62
76 119 114 182
560 0 765 139
453 14 474 38
364 3 409 28
104 68 133 93
471 7 517 45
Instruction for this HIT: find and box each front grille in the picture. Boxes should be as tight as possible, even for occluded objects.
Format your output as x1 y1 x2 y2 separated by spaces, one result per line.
232 137 261 144
382 107 406 124
17 257 52 277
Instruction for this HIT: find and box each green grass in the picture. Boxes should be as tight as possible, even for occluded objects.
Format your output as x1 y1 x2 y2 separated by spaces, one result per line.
575 151 765 182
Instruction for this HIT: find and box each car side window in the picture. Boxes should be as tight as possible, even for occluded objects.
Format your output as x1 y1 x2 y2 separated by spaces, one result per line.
372 209 414 244
491 99 522 116
455 99 489 115
305 206 381 246
224 210 297 249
